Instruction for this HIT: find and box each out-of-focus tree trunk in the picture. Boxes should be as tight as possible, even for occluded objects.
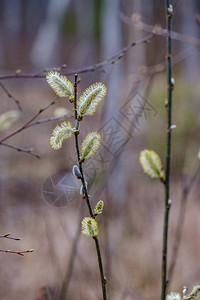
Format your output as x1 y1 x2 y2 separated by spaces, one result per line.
2 0 22 68
101 0 124 117
100 0 126 205
126 0 145 88
73 0 95 68
31 0 72 68
180 0 200 82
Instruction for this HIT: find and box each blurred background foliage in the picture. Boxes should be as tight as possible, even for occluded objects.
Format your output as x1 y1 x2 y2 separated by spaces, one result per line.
0 0 200 299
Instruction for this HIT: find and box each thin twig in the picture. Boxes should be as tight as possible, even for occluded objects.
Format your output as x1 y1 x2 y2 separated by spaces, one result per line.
0 97 58 144
26 114 73 128
0 142 40 158
0 233 21 241
0 81 22 111
0 249 33 256
73 74 107 300
119 12 200 48
161 2 173 300
0 35 154 81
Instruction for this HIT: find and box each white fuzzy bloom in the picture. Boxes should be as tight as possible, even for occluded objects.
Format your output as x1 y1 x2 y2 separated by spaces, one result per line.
50 121 74 149
166 293 181 300
77 82 107 119
80 132 101 161
46 71 74 100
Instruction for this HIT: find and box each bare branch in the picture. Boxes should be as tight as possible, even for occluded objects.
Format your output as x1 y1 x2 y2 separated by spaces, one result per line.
0 81 22 111
26 114 73 128
0 142 40 159
119 12 200 48
0 249 34 256
0 34 154 81
0 233 21 241
0 97 58 144
0 233 33 256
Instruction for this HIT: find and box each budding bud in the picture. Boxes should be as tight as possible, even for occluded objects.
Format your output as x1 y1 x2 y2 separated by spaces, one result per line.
94 200 104 215
80 182 88 197
171 77 175 89
167 4 173 17
72 165 82 179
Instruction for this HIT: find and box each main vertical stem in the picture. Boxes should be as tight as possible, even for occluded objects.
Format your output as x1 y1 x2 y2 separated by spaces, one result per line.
73 75 107 300
161 2 173 300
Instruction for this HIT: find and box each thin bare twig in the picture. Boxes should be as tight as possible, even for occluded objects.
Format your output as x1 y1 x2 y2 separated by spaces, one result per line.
0 233 21 241
0 97 58 144
0 34 154 81
0 142 40 158
0 81 22 111
119 12 200 48
26 114 73 129
0 249 33 256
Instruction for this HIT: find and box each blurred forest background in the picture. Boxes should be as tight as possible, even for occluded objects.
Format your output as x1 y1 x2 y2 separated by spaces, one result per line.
0 0 200 299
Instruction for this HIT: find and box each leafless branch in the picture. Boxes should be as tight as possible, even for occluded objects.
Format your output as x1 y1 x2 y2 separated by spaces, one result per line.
26 114 73 129
0 97 58 144
119 12 200 48
0 233 21 241
0 34 154 81
0 249 34 256
0 142 40 159
0 81 22 111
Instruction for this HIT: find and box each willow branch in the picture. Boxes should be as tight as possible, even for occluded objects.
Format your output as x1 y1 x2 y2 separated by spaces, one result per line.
120 12 200 48
0 142 40 159
26 114 73 128
0 233 21 241
161 2 173 300
0 249 33 256
0 35 154 81
0 97 58 144
73 74 107 300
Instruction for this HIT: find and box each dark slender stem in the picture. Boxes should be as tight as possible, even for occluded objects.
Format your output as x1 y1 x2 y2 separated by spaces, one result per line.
73 74 107 300
93 236 107 299
73 74 93 217
161 2 173 300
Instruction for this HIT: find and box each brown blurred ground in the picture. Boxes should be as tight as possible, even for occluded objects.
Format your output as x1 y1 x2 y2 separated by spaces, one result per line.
0 76 200 300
